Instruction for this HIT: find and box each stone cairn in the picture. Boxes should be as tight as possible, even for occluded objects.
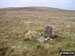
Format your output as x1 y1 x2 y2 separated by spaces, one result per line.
36 25 53 43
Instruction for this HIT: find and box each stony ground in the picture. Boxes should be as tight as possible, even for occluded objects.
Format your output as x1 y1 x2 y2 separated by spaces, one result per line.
0 7 75 56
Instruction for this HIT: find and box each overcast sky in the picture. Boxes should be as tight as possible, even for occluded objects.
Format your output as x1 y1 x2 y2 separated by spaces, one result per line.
0 0 75 10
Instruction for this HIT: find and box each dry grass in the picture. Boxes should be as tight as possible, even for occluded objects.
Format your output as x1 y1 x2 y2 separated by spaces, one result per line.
0 7 75 56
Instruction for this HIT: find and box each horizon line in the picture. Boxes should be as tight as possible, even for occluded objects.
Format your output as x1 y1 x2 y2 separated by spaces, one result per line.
0 6 75 11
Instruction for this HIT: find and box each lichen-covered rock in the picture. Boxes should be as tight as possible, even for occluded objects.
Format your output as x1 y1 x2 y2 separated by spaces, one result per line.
44 26 53 38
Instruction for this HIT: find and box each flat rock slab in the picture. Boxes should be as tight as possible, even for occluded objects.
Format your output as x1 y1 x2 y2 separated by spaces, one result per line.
36 37 53 43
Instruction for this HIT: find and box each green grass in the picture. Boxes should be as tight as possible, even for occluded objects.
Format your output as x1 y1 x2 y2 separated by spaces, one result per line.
23 40 39 46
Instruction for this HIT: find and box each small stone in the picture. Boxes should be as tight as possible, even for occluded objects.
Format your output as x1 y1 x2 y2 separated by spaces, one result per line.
36 37 46 43
49 38 53 40
44 37 50 41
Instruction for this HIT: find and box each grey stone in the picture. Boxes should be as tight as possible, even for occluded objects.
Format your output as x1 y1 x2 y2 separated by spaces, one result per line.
36 37 53 43
36 37 46 43
44 26 53 38
37 39 46 43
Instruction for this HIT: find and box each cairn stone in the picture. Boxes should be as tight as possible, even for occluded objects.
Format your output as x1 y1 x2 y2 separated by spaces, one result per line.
36 37 46 43
44 26 53 38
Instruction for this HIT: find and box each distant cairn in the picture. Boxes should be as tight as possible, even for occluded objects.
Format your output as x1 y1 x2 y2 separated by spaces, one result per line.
44 25 53 38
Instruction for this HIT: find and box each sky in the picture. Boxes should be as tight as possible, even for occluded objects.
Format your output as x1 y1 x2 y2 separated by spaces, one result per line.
0 0 75 10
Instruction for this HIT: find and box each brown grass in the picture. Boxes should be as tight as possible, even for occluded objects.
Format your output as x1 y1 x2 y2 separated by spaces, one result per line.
0 7 75 56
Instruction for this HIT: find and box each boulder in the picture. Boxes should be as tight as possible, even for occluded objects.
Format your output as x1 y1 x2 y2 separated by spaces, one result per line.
44 26 53 38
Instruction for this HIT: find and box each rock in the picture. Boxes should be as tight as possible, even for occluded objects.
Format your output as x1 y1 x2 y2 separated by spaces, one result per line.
44 26 53 38
37 39 45 43
44 37 53 41
49 38 53 40
36 37 53 43
44 37 50 41
36 37 46 43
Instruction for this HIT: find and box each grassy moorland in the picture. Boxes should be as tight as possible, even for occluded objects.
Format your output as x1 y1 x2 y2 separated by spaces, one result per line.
0 7 75 56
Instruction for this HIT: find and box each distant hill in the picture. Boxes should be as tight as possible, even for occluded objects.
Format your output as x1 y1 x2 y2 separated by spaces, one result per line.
0 7 75 12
